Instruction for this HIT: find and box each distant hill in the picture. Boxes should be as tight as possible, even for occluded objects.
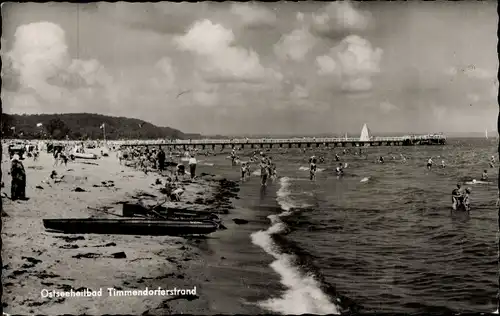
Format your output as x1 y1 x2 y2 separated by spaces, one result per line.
1 113 202 140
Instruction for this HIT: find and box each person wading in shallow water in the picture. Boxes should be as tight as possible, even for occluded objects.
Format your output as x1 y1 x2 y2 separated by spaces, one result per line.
310 157 317 181
10 154 26 201
451 184 463 210
188 154 197 179
260 158 269 187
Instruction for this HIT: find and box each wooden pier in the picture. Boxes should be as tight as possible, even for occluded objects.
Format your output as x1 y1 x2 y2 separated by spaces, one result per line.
118 134 446 150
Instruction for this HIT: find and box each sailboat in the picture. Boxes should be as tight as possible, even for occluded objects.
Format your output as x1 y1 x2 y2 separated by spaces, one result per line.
485 129 488 139
359 123 371 141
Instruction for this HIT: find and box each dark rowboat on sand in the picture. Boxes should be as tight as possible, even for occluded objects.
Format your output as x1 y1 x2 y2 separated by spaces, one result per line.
43 218 218 236
122 203 220 221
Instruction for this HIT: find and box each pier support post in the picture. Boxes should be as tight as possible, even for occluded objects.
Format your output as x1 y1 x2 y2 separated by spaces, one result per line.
289 143 292 148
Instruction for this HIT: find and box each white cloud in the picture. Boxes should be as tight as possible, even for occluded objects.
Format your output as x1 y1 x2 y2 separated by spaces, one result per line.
316 55 338 75
291 84 309 99
379 101 398 112
174 19 279 83
311 1 372 38
274 27 318 62
296 12 305 22
230 3 276 27
318 35 382 92
6 21 116 112
154 57 176 89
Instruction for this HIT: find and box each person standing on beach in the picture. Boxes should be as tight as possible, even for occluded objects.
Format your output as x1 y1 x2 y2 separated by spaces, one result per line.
157 146 166 172
188 154 197 179
10 154 26 201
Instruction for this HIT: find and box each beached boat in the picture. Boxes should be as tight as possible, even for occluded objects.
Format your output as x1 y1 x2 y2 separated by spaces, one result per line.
71 152 98 160
43 218 218 236
122 203 222 222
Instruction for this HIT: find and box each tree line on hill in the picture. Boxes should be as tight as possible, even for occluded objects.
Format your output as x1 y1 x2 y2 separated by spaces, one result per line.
1 113 202 140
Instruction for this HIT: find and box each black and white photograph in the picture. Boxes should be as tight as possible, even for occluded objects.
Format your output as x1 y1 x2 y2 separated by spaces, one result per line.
1 1 499 314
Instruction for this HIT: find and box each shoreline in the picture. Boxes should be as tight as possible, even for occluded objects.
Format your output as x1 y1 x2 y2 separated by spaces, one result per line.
1 149 263 315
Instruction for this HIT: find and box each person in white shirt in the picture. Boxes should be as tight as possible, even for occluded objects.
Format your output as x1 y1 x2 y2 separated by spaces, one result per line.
427 158 433 170
188 154 197 179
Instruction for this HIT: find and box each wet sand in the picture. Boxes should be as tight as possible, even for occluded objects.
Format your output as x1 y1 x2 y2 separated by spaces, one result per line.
1 149 245 315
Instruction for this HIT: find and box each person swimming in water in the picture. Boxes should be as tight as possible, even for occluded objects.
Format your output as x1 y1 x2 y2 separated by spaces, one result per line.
335 154 340 162
309 158 317 181
335 163 344 176
427 157 433 170
378 156 384 164
441 160 446 168
481 169 488 181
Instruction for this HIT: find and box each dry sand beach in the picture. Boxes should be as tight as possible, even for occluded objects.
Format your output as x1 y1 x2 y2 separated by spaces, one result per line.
1 147 247 315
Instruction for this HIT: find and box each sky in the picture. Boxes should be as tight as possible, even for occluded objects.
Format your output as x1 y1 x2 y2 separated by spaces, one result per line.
1 1 498 136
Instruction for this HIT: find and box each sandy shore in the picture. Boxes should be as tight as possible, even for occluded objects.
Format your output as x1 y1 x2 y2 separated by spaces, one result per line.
1 150 240 315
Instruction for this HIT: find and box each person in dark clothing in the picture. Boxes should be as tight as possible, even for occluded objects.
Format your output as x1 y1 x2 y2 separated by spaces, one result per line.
451 184 463 210
10 155 26 201
157 147 166 172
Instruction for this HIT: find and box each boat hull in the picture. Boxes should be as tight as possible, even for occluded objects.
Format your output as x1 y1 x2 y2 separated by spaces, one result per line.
71 153 98 160
43 218 218 236
122 203 219 221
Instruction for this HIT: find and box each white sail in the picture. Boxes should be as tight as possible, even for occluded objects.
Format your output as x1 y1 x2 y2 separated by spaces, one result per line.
360 123 371 141
485 129 488 139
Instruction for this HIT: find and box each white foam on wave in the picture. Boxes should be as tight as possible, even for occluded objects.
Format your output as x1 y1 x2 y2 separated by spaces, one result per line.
252 170 261 176
299 166 324 172
250 177 340 315
203 162 214 166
